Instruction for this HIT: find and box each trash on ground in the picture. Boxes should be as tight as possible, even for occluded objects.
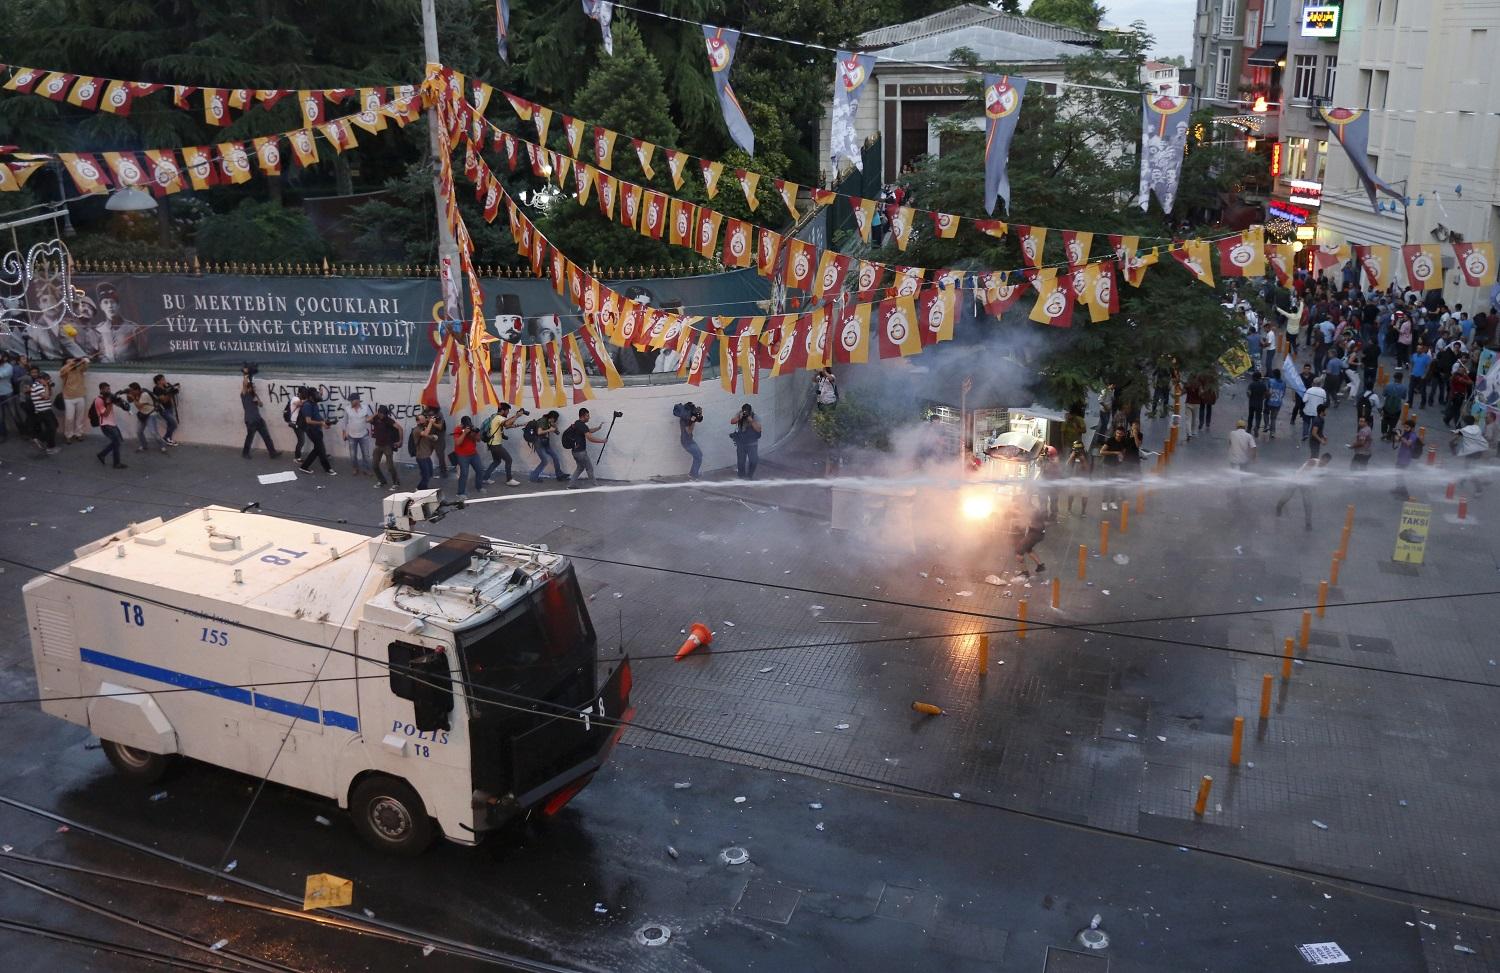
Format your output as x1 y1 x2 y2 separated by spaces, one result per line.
256 471 298 485
955 590 974 597
206 894 224 902
594 903 608 914
834 723 850 730
723 621 736 627
733 796 747 803
934 578 946 585
210 939 229 952
1234 545 1244 555
55 825 69 834
758 666 775 673
1156 735 1168 743
0 845 11 853
666 845 679 859
1254 596 1264 603
1296 942 1350 965
919 572 929 578
613 592 623 598
149 791 167 802
1454 945 1477 955
815 822 825 831
363 908 375 918
1312 820 1329 830
1101 590 1111 595
809 802 823 809
314 815 331 826
1112 554 1129 565
984 574 1006 586
79 506 94 514
810 604 826 611
224 860 237 872
423 945 436 957
673 782 692 791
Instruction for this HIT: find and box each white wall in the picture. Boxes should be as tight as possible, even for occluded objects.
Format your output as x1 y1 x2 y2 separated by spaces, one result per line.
87 367 806 480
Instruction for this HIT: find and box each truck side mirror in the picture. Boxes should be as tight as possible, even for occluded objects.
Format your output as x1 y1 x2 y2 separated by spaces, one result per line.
388 641 452 733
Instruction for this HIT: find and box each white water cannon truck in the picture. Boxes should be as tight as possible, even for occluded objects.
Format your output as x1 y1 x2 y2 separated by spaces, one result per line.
23 490 632 855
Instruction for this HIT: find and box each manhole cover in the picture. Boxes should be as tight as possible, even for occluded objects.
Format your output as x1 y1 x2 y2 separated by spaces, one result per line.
1077 927 1110 950
719 846 750 866
634 924 671 947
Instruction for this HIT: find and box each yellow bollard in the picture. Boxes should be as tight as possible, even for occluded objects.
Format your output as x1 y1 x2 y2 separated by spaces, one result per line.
1281 636 1294 681
1119 501 1130 534
1317 580 1328 618
1051 576 1060 610
1230 716 1245 767
1338 524 1351 561
1300 611 1311 652
1193 775 1214 816
1344 504 1355 532
1099 520 1110 557
1136 486 1145 513
1077 544 1087 580
1018 600 1028 640
911 701 945 716
1401 402 1410 425
977 633 989 676
1259 674 1273 720
1330 555 1342 586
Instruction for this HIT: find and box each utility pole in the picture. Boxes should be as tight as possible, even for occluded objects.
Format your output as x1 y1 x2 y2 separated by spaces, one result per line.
420 0 463 326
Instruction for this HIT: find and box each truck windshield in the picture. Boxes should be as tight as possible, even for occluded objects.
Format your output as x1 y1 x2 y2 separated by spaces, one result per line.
456 569 595 712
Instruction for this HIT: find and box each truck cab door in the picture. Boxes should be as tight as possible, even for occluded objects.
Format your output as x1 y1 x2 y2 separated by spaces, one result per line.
357 627 465 771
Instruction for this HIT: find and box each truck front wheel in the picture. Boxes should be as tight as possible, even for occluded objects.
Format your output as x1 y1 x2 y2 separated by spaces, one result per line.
349 776 435 856
100 740 173 783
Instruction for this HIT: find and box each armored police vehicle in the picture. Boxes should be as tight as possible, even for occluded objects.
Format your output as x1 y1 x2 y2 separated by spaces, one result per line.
23 490 631 854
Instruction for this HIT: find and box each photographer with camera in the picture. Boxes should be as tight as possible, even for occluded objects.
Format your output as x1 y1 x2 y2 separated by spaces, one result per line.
239 366 281 460
481 402 525 487
412 407 442 489
150 374 181 447
563 407 607 489
729 403 763 480
673 400 704 479
93 381 129 469
295 388 335 476
59 355 92 442
525 410 567 482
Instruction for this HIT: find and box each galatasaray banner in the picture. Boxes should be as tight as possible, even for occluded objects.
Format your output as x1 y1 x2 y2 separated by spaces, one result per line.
1320 107 1402 213
830 50 876 173
703 25 755 155
982 73 1026 215
1139 92 1191 214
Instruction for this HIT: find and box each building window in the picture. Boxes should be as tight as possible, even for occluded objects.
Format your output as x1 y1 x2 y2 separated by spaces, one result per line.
1293 54 1317 101
1372 69 1390 109
1217 47 1235 99
1322 55 1338 99
1359 68 1373 105
1316 140 1329 181
1286 137 1308 180
1245 9 1261 47
1265 0 1276 24
1220 0 1238 34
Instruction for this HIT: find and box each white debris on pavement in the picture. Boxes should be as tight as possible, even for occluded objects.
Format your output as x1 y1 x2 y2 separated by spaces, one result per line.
734 796 747 803
1312 820 1329 830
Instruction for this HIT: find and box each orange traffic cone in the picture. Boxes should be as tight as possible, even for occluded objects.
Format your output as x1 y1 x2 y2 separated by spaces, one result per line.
675 622 713 661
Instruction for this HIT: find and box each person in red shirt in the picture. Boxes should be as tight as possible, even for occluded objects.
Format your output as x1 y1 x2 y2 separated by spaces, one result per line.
93 381 127 469
452 415 485 496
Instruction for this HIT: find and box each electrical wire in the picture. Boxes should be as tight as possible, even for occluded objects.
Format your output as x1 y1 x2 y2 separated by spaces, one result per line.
0 917 238 973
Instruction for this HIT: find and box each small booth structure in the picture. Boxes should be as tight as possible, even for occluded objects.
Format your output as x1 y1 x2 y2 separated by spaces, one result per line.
963 404 1066 480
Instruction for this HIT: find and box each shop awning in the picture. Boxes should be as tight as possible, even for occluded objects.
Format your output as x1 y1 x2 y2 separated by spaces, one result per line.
1247 42 1286 66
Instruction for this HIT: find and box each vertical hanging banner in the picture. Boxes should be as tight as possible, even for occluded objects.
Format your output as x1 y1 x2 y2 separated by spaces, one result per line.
495 0 511 61
830 50 876 173
1452 242 1496 287
1138 93 1191 214
1402 244 1442 291
1353 244 1393 290
703 25 755 155
981 73 1026 215
581 0 614 56
1320 107 1402 212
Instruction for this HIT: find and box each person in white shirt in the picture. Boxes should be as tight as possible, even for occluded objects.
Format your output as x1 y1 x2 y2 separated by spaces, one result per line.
1299 381 1328 440
340 392 375 476
1227 419 1257 471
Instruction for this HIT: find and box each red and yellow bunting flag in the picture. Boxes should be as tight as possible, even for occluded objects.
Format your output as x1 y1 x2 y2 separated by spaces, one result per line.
890 266 924 298
804 306 832 371
549 249 568 295
876 295 922 359
930 211 960 239
596 171 617 219
143 150 184 196
775 178 800 221
257 88 291 109
1028 269 1075 327
102 151 148 189
982 271 1024 316
578 321 623 388
498 343 522 407
3 68 44 94
1017 225 1046 268
756 227 782 278
619 181 643 229
1311 240 1349 274
665 148 688 188
1353 244 1392 291
1402 243 1442 291
855 260 884 295
100 79 134 115
37 72 76 101
575 163 595 206
59 153 109 194
974 218 1008 239
891 206 915 251
699 159 724 198
668 197 697 247
420 335 458 408
2 159 52 191
503 91 533 121
738 329 763 394
1091 261 1120 320
481 173 502 222
171 85 199 110
851 197 876 243
782 238 816 291
736 168 760 210
1062 230 1092 268
722 218 753 268
563 116 585 156
1169 239 1214 287
641 190 667 239
720 322 742 392
1215 227 1265 278
767 315 805 377
180 145 217 190
299 90 325 128
253 136 283 176
544 340 568 408
531 105 553 149
633 139 656 179
66 76 102 109
812 251 852 300
319 119 357 153
684 329 712 386
694 207 723 258
592 126 616 168
217 141 253 184
1266 243 1295 286
1453 242 1496 287
832 301 871 364
917 286 958 347
203 88 230 126
287 128 319 168
525 344 548 409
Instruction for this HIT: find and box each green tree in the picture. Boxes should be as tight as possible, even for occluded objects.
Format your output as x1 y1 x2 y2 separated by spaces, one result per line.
195 199 330 262
1024 0 1106 30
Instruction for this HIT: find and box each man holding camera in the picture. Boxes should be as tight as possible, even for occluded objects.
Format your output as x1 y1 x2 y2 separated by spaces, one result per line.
240 367 281 459
28 366 59 453
93 381 127 469
730 404 763 479
59 355 92 442
675 400 703 479
564 408 607 489
413 409 442 489
151 374 181 446
296 389 336 476
481 402 525 486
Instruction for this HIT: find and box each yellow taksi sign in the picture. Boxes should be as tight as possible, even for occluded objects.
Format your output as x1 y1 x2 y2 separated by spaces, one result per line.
1393 501 1431 564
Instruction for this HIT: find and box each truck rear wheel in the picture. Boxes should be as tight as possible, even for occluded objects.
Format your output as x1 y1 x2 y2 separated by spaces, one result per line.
100 740 172 783
349 776 434 856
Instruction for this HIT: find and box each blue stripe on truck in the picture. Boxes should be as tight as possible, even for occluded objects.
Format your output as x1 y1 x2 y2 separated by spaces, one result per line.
79 648 359 733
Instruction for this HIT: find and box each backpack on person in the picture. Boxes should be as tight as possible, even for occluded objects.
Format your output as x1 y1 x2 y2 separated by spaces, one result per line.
671 402 687 419
406 428 418 456
561 424 582 451
1382 387 1404 416
479 413 498 441
87 400 101 427
522 419 541 445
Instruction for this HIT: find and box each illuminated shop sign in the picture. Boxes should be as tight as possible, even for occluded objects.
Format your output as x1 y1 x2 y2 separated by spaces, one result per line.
1269 200 1311 225
1301 5 1342 37
1288 178 1323 207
